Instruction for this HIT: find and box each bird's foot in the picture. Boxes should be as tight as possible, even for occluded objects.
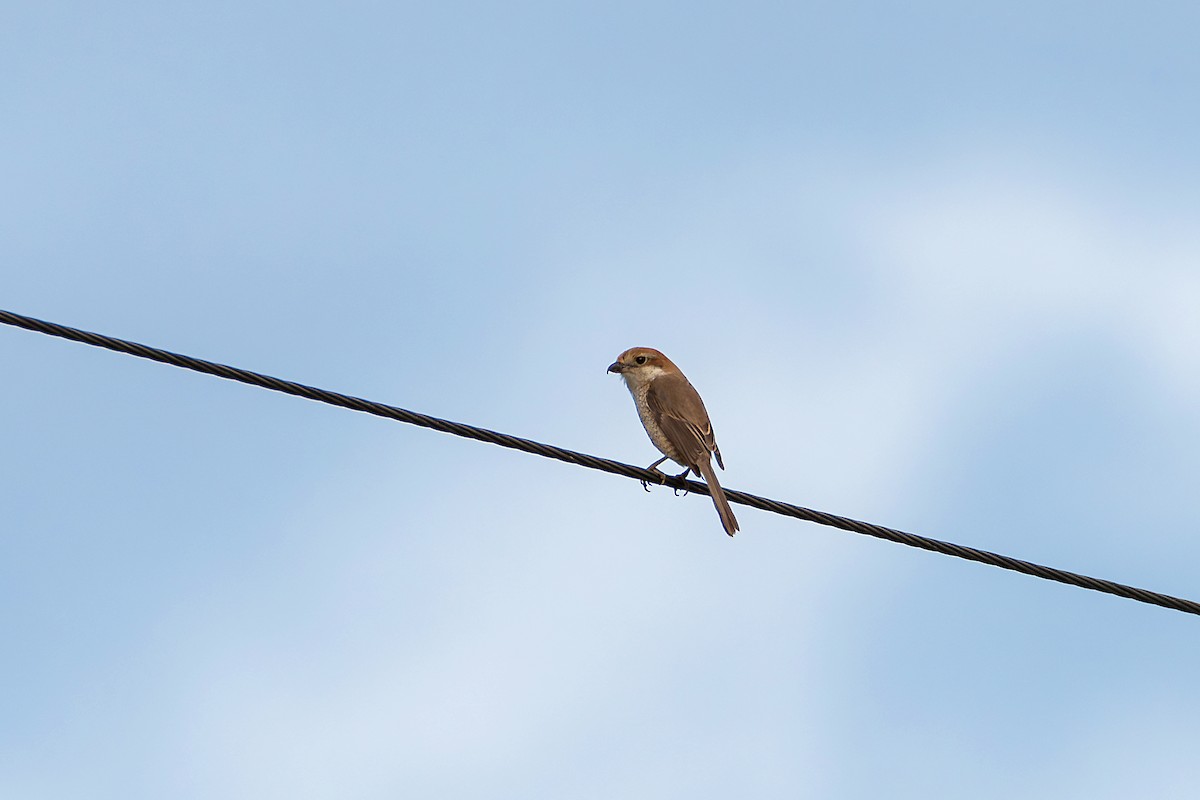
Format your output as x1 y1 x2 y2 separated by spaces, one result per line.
641 466 669 492
641 457 673 492
672 468 692 496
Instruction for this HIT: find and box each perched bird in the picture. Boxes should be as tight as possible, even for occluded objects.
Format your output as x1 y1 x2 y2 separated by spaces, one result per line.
608 347 739 536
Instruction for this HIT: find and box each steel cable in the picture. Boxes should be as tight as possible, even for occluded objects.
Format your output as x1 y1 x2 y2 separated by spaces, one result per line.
3 307 1197 617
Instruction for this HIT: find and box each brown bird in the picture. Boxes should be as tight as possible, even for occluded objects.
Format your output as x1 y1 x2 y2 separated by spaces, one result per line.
608 347 739 536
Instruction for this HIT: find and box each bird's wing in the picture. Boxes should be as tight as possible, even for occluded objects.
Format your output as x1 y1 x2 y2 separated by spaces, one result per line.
646 373 720 468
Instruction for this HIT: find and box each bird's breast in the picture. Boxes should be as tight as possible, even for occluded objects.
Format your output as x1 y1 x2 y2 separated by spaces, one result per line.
627 381 683 463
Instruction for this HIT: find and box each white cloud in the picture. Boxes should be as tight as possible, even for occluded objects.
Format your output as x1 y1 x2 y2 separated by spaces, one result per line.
68 147 1196 800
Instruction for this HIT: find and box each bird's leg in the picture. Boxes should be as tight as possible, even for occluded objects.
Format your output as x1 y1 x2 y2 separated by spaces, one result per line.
641 456 671 491
672 467 692 496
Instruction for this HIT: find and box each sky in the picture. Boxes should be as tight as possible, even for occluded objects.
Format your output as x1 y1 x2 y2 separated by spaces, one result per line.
3 2 1200 798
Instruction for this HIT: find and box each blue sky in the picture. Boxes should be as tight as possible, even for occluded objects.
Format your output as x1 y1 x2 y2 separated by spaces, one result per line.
3 2 1200 798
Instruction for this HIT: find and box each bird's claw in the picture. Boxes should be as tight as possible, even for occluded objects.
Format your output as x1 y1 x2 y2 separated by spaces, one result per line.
640 464 692 494
641 466 669 492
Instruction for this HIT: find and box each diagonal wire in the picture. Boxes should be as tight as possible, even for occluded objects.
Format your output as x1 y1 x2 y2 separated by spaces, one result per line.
3 307 1198 617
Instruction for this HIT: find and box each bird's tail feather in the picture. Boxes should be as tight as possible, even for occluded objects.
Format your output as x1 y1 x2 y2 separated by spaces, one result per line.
696 458 739 536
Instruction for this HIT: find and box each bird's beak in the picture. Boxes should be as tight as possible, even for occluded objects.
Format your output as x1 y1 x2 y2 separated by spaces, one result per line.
607 361 624 374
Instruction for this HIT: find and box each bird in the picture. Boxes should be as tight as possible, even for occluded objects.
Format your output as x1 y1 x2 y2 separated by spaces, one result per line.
608 347 739 536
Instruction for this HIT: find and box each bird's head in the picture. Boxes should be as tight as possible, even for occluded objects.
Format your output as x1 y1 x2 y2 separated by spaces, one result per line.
607 347 675 386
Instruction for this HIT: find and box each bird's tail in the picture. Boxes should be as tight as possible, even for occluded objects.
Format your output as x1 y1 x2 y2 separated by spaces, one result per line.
696 457 739 537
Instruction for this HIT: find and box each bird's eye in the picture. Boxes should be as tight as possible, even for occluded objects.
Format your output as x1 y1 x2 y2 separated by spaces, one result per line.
634 355 647 365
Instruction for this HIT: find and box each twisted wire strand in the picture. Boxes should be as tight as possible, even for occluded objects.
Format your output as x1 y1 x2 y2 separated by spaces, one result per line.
3 307 1196 617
